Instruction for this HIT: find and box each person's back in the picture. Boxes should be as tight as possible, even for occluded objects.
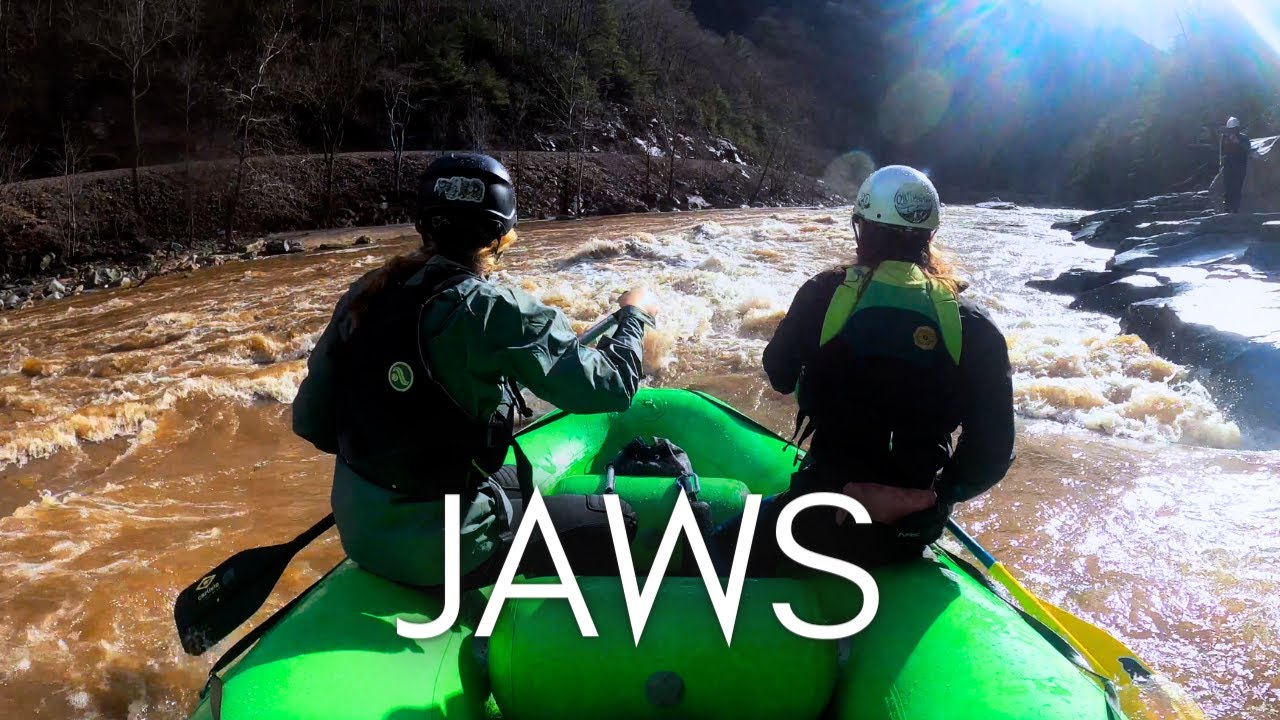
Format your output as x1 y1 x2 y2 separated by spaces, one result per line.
713 166 1014 574
1221 120 1251 169
1220 116 1251 213
292 153 658 587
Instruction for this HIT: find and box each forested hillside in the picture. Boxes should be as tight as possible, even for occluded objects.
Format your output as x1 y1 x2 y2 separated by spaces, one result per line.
0 0 1277 210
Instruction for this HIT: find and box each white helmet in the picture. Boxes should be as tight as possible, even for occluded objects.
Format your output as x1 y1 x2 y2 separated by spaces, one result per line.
1226 116 1241 129
853 165 941 231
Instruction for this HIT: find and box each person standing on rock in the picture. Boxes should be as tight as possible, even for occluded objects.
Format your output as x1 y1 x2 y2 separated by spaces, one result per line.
291 152 659 588
711 165 1015 574
1220 116 1251 214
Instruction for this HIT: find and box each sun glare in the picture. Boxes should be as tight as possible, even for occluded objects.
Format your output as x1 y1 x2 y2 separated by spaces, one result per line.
1228 0 1280 61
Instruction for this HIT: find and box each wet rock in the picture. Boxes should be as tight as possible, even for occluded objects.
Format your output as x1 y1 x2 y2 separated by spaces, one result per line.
1056 207 1125 230
46 278 66 295
91 266 123 288
3 292 20 309
1195 212 1280 234
313 243 346 252
976 198 1018 210
239 239 266 256
1244 241 1280 271
354 235 373 245
1262 221 1280 242
1069 274 1177 315
1026 268 1123 295
1123 299 1280 427
263 238 303 255
1109 234 1251 273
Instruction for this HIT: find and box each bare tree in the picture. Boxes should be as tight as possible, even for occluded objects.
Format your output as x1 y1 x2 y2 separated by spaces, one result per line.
655 90 686 207
174 0 202 244
88 0 177 218
54 119 89 257
292 25 362 223
0 118 35 185
575 100 599 215
542 51 589 215
223 3 292 244
751 88 807 205
509 84 532 205
379 65 417 198
463 95 490 151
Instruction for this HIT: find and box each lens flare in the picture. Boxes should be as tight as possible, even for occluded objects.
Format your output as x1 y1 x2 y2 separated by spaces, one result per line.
821 151 877 199
1227 0 1280 61
877 69 954 144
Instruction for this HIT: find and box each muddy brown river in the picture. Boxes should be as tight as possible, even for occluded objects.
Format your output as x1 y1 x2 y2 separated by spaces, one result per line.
0 207 1276 719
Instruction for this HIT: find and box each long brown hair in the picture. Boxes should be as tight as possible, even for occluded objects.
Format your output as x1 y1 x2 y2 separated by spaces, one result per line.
343 229 518 331
852 220 962 294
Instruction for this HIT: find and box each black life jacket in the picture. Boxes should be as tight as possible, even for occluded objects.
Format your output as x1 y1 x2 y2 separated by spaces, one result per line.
332 264 525 502
792 262 964 487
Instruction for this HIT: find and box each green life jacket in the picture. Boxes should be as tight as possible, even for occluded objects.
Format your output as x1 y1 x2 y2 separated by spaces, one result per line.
819 261 962 362
792 260 963 450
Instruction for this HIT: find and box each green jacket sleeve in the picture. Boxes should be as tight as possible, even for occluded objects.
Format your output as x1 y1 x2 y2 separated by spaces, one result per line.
292 273 375 453
488 288 653 414
292 313 342 454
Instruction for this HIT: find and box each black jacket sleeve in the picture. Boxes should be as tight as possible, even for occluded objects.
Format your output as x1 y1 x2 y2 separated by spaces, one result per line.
937 302 1016 503
763 270 843 394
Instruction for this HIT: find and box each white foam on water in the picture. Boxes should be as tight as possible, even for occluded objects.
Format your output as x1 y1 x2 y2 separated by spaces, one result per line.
0 207 1254 475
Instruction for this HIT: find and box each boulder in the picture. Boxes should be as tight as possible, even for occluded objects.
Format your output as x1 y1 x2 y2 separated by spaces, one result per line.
90 266 123 288
1109 233 1251 272
1262 221 1280 242
240 239 266 255
1026 268 1124 295
976 198 1018 210
1069 274 1177 315
263 238 304 255
1123 298 1280 428
1194 211 1280 234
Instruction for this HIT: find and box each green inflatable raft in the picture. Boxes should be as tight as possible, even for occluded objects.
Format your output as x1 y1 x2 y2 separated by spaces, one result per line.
187 388 1124 720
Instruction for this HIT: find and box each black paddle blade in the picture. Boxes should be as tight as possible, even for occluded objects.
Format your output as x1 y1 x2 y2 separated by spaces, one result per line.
174 514 335 656
174 541 297 656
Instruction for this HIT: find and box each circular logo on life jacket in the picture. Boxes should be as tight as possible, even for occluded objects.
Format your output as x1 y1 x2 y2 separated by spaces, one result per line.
914 326 938 351
388 362 414 392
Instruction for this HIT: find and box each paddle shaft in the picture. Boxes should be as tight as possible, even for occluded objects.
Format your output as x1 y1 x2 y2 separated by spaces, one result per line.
579 312 620 346
945 520 1109 677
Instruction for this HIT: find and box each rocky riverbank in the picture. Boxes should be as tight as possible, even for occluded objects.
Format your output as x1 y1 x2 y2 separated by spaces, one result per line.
0 150 845 311
1032 191 1280 429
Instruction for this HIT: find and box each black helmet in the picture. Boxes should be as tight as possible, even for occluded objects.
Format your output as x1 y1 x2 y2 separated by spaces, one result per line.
416 153 516 248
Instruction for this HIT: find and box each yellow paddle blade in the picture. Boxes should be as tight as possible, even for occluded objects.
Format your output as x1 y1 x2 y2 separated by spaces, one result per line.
1041 600 1207 720
987 562 1206 720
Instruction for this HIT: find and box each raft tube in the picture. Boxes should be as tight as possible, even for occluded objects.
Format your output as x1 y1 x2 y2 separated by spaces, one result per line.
187 388 1122 720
